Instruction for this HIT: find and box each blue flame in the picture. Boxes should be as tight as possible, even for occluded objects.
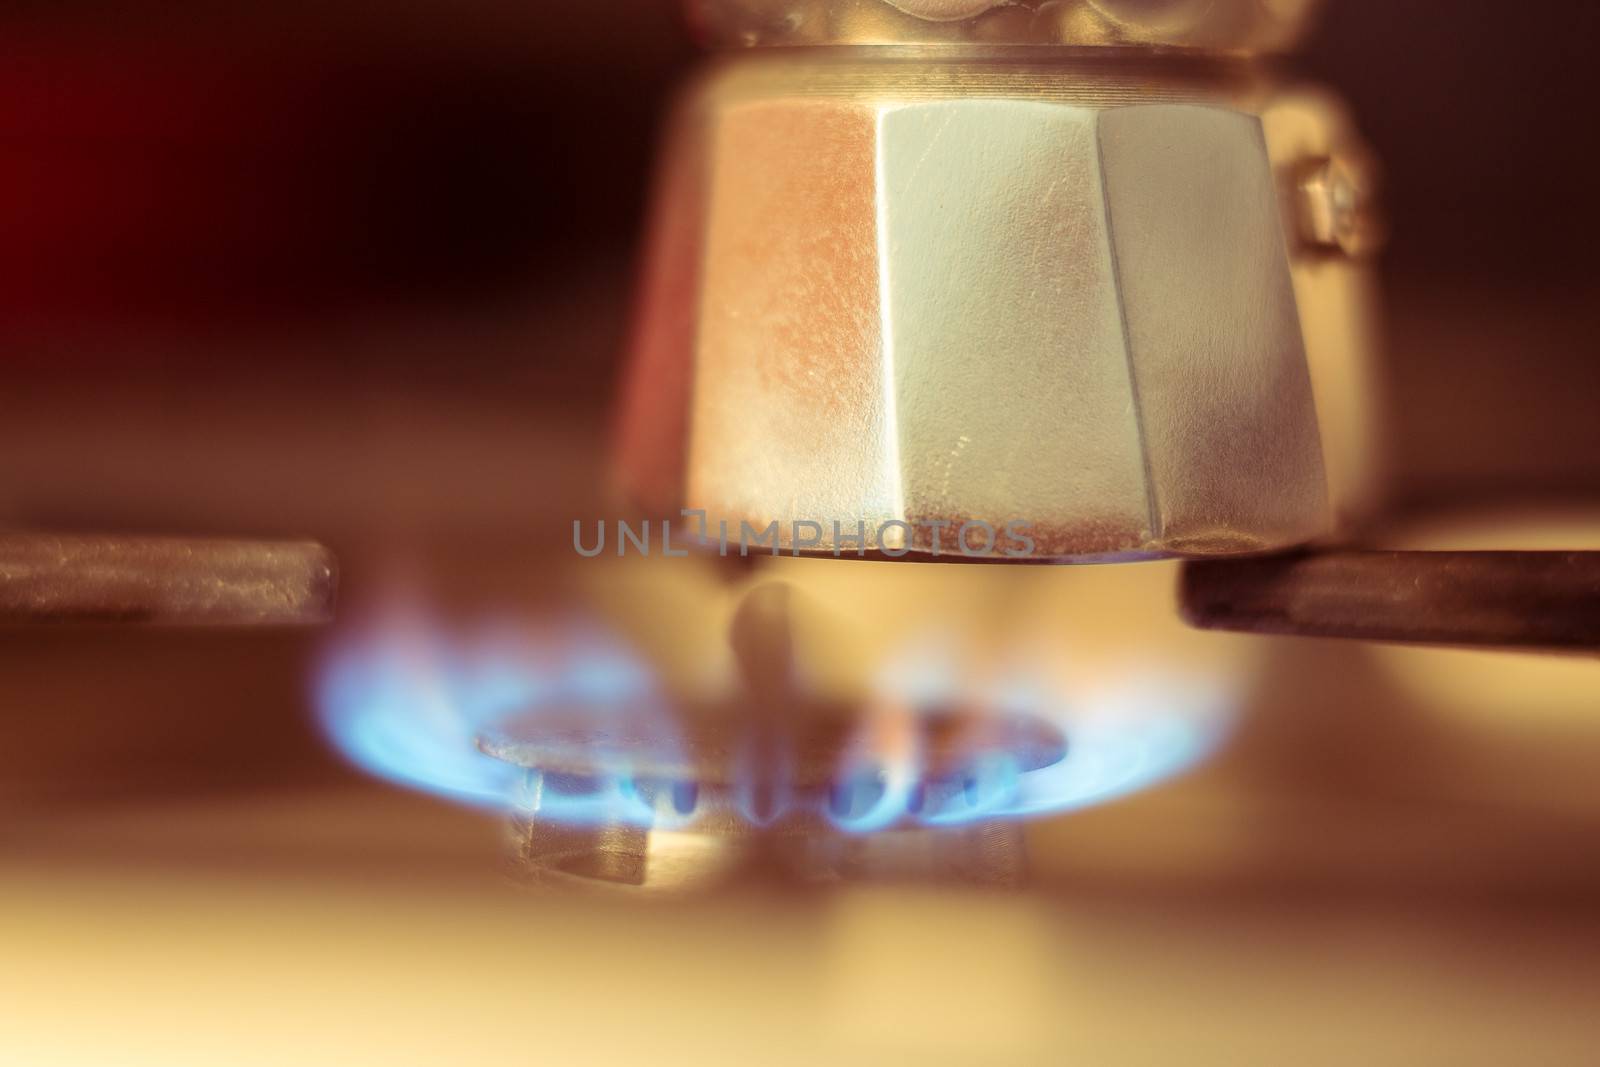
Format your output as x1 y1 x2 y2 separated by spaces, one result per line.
824 655 1236 834
730 742 798 828
316 615 675 822
981 673 1233 819
318 614 1235 831
915 752 1026 827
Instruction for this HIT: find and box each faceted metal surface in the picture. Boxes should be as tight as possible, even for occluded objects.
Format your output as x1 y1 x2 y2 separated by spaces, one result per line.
688 0 1323 52
618 57 1335 561
1259 88 1387 528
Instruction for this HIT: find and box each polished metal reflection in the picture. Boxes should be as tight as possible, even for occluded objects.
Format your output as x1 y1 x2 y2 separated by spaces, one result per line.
618 53 1368 560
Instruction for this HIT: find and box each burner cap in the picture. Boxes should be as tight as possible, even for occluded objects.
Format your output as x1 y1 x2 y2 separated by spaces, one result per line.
478 697 1066 789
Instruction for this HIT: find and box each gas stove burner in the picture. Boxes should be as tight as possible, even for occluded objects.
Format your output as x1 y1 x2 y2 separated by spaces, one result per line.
317 574 1239 892
478 700 1067 815
505 808 1031 895
479 699 1066 893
